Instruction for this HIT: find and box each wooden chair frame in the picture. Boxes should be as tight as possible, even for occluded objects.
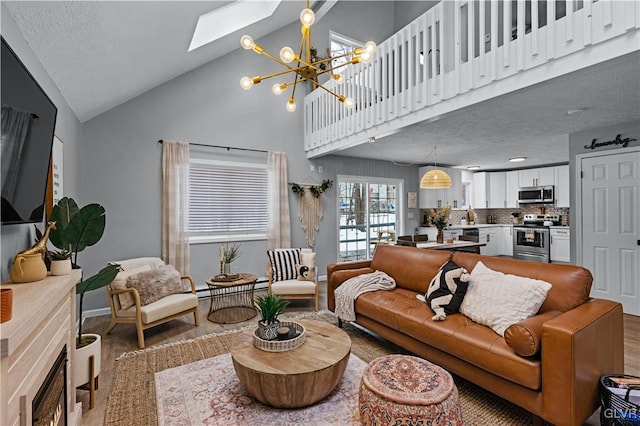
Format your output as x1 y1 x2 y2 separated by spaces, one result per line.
106 275 200 348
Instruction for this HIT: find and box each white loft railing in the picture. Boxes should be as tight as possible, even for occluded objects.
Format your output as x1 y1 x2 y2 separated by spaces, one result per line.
304 0 640 156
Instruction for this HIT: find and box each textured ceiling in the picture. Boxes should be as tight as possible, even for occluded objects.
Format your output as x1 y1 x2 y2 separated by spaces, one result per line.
4 1 309 122
4 1 639 170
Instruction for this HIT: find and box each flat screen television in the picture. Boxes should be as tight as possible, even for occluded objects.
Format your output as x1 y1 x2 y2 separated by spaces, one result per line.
1 36 57 225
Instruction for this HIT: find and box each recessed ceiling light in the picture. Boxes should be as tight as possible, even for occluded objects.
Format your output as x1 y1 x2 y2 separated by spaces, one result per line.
509 157 527 162
189 0 282 52
467 166 480 170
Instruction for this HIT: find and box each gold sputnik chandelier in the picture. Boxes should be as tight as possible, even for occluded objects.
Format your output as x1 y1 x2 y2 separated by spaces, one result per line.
239 0 377 112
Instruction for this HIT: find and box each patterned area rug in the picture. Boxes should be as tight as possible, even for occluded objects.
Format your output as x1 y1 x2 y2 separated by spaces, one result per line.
155 353 366 425
105 310 533 426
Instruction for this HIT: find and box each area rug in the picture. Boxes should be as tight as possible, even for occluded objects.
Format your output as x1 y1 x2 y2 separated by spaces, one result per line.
155 353 365 425
105 310 533 425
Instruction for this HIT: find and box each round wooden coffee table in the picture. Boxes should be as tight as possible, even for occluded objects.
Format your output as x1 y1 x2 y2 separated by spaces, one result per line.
230 319 352 408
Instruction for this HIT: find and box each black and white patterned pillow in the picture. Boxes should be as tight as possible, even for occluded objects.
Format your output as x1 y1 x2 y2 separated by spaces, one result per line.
425 260 470 321
267 249 301 282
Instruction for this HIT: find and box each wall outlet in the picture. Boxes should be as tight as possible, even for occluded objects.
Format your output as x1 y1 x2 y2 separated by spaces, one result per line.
318 165 324 173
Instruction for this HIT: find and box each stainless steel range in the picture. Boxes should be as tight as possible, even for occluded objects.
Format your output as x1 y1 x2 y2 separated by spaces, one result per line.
513 214 561 263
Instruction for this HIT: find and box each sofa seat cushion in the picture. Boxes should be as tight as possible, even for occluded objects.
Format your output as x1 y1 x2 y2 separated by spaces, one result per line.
271 279 316 295
355 289 542 391
116 293 198 324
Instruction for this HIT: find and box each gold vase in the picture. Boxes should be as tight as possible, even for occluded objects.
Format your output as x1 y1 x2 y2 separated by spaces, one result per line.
10 253 47 283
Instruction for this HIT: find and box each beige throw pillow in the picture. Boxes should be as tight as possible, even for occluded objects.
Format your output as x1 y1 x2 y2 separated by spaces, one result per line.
125 265 183 306
110 265 152 309
296 264 316 281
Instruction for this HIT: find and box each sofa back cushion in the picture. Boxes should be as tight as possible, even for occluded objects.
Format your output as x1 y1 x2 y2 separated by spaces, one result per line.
370 245 452 294
452 252 593 313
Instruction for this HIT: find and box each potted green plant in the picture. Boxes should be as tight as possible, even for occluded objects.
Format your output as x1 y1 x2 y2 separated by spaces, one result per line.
49 248 72 276
255 293 290 340
47 197 106 268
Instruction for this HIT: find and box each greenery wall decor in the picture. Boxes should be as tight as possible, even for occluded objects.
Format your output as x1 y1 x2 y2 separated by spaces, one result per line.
289 180 334 247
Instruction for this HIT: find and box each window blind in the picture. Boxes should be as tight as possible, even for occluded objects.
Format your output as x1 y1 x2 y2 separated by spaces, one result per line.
188 161 268 235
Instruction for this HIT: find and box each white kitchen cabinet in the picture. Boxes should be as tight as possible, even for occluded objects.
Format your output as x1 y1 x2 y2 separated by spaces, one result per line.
518 167 555 187
472 172 489 209
479 227 499 256
501 226 513 256
488 172 507 208
506 171 519 208
554 165 570 208
550 228 571 262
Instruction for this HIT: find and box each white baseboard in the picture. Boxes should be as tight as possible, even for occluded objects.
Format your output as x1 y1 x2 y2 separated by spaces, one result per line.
82 307 111 319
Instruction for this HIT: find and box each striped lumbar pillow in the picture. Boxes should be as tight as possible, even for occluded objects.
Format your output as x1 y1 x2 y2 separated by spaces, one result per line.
267 249 301 282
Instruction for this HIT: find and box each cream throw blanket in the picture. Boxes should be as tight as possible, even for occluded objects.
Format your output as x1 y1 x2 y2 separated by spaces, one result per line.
334 270 396 322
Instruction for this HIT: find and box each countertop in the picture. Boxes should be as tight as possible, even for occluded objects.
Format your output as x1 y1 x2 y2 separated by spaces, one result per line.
419 224 570 230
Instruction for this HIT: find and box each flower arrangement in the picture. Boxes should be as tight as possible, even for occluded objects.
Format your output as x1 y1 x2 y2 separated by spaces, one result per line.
219 243 241 274
428 205 451 230
221 243 241 263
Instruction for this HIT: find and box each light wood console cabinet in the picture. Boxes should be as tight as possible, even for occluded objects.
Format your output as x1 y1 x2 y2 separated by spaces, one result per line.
1 270 81 426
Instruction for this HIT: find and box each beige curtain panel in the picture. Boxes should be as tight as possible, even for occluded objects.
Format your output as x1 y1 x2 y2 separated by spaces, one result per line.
267 152 291 249
162 140 190 275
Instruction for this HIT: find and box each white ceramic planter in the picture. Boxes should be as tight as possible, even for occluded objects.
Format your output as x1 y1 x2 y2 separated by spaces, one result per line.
50 259 72 276
74 333 101 386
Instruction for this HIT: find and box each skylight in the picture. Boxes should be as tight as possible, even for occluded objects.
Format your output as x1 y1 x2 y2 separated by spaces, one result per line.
188 0 282 52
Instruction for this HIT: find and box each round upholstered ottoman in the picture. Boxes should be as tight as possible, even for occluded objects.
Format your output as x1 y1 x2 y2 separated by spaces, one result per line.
359 355 463 426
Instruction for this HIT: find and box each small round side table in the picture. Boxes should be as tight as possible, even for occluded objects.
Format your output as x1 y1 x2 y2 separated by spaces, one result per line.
206 273 258 324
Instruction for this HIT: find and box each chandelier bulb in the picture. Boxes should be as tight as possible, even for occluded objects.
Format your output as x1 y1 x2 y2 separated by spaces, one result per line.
364 41 377 54
240 76 254 90
240 35 255 50
299 8 315 27
286 98 297 112
280 46 296 64
333 73 345 85
272 83 285 95
360 51 373 64
344 98 355 109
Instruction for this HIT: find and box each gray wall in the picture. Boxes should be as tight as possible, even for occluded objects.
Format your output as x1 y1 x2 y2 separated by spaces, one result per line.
1 4 82 281
78 1 416 312
568 119 640 263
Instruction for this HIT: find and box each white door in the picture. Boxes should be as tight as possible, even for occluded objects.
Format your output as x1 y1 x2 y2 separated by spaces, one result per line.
582 151 640 315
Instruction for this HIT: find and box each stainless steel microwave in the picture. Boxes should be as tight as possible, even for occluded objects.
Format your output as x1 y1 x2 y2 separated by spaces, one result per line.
517 186 554 204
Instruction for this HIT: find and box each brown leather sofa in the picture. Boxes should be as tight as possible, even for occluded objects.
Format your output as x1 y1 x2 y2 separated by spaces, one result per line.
327 244 624 426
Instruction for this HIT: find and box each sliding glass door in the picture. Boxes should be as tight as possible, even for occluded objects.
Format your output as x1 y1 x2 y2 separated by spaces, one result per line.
337 175 403 262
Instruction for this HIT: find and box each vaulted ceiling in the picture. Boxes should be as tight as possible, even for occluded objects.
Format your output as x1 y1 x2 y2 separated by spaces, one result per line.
4 1 639 170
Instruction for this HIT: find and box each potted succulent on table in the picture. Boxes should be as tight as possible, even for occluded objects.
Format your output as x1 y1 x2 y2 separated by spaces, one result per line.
255 293 290 340
49 248 72 276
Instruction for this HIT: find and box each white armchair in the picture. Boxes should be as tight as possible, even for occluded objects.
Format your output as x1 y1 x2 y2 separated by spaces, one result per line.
267 248 319 311
105 257 199 348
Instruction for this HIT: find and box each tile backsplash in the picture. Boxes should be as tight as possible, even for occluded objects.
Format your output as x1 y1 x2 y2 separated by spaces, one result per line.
424 206 571 227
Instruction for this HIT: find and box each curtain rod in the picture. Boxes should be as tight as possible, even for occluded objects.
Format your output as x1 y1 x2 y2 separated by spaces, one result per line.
157 139 268 154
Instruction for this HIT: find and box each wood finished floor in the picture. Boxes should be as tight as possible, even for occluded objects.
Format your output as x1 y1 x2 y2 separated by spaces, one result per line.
78 284 640 426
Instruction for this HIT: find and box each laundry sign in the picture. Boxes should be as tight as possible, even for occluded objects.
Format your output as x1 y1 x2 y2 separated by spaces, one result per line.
584 133 637 150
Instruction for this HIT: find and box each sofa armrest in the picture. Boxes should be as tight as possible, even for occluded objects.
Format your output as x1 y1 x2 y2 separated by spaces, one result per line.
541 298 624 425
326 261 374 311
327 260 372 277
